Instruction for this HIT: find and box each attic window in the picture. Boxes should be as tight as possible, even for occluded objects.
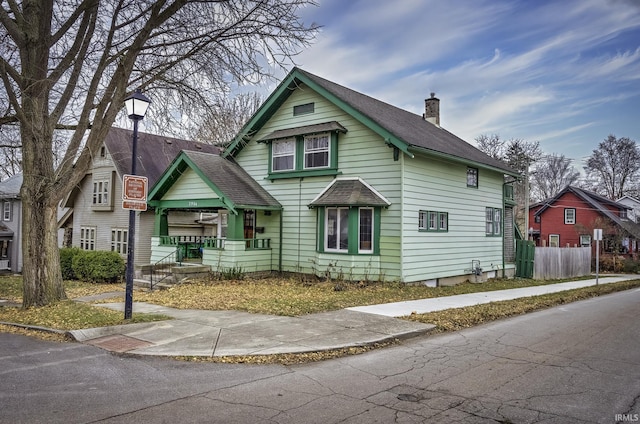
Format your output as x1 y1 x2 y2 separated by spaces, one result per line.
99 145 106 158
293 103 314 116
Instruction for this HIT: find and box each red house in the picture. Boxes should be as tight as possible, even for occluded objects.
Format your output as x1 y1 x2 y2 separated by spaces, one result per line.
529 186 640 255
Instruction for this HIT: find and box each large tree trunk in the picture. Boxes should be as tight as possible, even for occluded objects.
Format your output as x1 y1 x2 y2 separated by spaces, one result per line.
21 196 66 308
19 0 66 308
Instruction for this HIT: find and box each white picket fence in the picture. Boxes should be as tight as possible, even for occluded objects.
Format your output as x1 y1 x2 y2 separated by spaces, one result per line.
533 247 591 280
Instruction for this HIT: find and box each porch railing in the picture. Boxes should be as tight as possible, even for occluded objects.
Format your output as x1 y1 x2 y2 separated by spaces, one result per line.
149 248 181 289
159 235 270 251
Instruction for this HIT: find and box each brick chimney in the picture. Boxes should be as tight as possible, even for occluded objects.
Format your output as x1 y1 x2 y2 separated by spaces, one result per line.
423 92 440 127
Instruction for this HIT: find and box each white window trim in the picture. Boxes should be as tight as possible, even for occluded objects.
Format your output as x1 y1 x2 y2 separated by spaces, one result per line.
111 228 128 255
580 234 591 247
549 234 560 247
303 133 330 170
325 207 349 252
486 207 502 236
564 208 576 224
3 201 10 221
271 139 296 172
80 226 96 251
358 207 373 254
92 179 110 206
418 211 426 230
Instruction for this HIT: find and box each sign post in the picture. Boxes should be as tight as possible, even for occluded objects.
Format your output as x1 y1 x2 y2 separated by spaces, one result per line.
594 229 602 285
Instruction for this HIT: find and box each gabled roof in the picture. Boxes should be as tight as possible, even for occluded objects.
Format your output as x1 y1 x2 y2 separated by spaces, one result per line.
309 177 391 208
534 186 640 238
148 150 281 212
0 222 13 237
0 173 23 198
105 127 220 188
224 67 518 177
617 195 640 206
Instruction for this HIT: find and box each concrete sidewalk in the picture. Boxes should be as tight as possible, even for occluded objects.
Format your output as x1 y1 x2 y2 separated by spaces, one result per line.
348 275 631 316
67 275 633 358
69 302 434 357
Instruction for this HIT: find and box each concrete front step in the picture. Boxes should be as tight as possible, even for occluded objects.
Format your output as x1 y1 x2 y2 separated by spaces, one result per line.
134 264 212 290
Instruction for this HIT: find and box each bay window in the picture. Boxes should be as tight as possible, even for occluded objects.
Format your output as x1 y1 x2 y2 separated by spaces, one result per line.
322 207 378 254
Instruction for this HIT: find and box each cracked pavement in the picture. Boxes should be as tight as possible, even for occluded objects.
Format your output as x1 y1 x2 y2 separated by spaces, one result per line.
2 288 639 423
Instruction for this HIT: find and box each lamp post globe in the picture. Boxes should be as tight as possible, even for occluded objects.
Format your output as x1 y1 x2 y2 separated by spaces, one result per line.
123 88 151 320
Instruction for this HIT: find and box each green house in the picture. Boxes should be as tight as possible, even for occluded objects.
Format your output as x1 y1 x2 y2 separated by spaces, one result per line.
148 68 519 284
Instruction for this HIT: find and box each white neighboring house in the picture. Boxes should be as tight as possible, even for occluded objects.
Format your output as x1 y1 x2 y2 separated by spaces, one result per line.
59 127 220 268
617 195 640 224
0 174 23 273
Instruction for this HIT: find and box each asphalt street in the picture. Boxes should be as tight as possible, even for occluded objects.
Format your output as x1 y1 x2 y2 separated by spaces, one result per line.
1 288 639 423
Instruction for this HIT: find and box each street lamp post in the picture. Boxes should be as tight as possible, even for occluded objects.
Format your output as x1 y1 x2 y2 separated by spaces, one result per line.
123 89 151 320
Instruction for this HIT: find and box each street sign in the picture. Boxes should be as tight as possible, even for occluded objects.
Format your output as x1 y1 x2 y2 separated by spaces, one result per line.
122 174 148 201
122 200 147 211
593 228 602 241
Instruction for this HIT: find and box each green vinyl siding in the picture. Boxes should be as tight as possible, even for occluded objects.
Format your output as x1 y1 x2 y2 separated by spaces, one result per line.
401 153 505 282
234 85 402 280
162 168 219 200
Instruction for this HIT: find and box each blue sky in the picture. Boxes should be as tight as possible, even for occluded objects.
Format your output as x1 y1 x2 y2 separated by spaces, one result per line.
278 0 640 167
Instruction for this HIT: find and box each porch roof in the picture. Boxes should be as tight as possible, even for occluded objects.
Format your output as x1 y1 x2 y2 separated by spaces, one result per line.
308 177 391 208
149 150 281 211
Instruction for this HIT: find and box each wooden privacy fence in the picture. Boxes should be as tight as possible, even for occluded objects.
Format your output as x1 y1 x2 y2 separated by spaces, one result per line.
533 247 591 280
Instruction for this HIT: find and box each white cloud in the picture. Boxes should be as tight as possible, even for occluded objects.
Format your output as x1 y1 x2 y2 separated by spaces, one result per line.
287 0 640 160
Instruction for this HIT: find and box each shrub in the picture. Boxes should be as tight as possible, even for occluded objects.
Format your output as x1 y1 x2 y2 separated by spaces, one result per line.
597 255 625 273
60 247 82 280
72 250 126 283
622 258 640 274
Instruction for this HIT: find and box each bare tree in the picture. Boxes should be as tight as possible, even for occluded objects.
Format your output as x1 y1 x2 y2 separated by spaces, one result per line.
475 134 542 233
583 134 640 200
530 154 580 202
0 0 318 307
189 92 263 145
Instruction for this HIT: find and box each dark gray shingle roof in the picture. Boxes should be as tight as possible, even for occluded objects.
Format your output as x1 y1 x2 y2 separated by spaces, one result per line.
182 151 281 209
297 68 517 175
309 178 391 207
105 127 220 187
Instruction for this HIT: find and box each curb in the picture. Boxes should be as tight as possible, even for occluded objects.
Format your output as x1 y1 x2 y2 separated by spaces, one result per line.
0 321 74 339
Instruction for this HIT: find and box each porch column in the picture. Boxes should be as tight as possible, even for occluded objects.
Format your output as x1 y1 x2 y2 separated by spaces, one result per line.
154 208 169 236
226 210 244 240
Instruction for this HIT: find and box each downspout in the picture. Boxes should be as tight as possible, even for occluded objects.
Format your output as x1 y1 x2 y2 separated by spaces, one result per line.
503 177 519 279
502 183 506 279
279 209 283 272
297 177 302 272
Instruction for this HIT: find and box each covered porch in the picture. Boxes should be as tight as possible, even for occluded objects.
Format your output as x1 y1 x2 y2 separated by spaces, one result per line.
147 150 282 275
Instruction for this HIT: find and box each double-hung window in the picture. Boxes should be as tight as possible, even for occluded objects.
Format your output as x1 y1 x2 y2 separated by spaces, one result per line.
272 139 295 172
80 226 96 250
467 167 478 188
111 228 128 254
564 208 576 224
486 207 502 236
93 180 109 205
2 201 11 221
304 134 330 169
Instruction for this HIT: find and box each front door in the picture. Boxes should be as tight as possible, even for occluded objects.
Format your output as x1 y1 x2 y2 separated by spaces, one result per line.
244 209 255 248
